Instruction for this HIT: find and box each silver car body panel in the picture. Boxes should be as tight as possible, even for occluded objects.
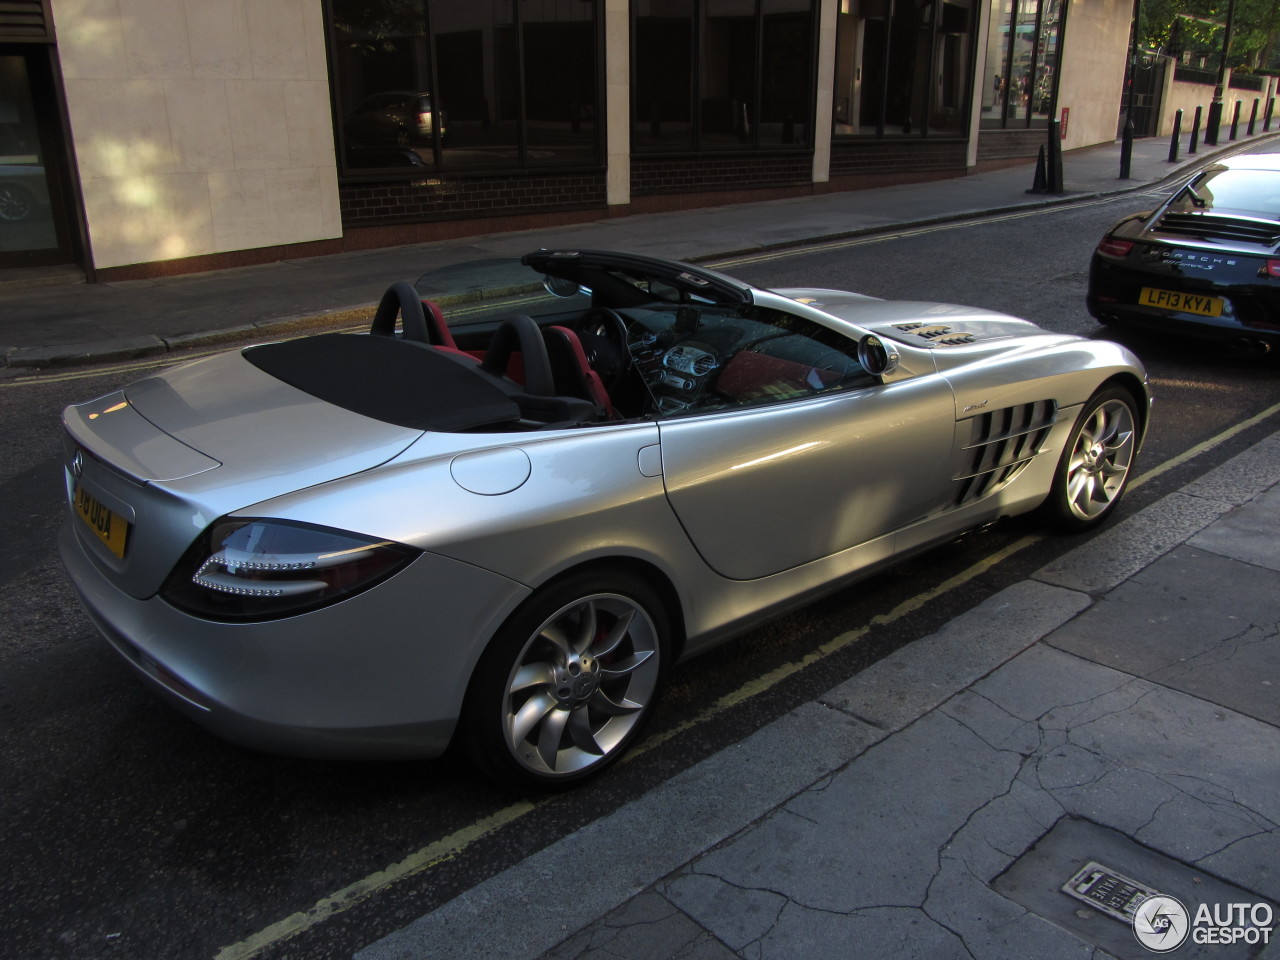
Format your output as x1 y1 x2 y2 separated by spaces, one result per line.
60 522 529 758
62 351 422 599
59 254 1150 758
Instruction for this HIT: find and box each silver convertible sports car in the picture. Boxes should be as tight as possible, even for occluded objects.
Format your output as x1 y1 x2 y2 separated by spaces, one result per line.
61 250 1149 787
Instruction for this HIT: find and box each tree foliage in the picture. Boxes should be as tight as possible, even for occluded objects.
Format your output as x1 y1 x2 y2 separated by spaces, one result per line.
1138 0 1280 72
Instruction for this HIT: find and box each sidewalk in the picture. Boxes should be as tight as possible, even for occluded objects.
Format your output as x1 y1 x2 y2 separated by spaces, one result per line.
3 127 1278 371
354 429 1280 960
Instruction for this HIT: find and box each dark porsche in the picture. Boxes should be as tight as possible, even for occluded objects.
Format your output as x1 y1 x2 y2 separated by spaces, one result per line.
1087 151 1280 353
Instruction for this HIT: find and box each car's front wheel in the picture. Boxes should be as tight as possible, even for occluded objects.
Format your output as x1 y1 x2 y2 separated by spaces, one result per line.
461 571 668 789
1043 386 1140 531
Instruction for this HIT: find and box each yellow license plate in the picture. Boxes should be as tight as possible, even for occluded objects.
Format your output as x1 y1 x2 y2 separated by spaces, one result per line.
74 484 129 559
1138 287 1225 318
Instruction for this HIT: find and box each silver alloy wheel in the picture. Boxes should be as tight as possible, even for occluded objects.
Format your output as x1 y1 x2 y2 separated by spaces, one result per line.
1064 397 1136 521
502 592 660 778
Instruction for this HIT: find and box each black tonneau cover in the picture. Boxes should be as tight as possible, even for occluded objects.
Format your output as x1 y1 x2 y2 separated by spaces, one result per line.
245 333 519 432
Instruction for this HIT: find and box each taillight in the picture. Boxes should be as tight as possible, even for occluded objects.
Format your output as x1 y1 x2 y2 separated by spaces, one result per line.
162 518 418 621
1266 259 1280 278
1097 236 1134 258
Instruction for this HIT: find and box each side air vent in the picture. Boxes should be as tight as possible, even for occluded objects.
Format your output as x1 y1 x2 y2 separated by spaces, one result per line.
1155 213 1280 247
953 400 1058 505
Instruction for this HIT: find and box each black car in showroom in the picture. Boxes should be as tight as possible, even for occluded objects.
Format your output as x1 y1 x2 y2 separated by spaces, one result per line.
1087 151 1280 353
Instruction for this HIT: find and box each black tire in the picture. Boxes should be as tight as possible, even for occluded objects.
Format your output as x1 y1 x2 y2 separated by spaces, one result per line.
460 570 669 790
1042 386 1140 532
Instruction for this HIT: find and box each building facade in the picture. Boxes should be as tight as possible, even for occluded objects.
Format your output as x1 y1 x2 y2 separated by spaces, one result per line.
3 0 1138 281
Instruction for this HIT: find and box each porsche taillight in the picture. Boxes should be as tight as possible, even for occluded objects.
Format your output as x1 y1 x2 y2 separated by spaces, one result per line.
1096 236 1134 258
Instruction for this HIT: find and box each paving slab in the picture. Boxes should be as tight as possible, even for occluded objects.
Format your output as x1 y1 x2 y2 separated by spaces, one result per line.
1046 547 1280 726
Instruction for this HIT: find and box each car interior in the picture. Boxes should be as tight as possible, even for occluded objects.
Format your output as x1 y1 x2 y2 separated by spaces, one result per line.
242 271 876 433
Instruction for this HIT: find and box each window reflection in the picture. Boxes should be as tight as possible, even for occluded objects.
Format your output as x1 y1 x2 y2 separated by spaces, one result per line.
634 0 695 151
634 0 814 154
330 0 600 176
832 0 972 139
981 0 1059 127
0 53 57 253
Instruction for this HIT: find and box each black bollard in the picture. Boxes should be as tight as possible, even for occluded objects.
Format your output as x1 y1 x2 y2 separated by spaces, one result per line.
1027 146 1048 194
1230 100 1241 140
1267 98 1275 132
1206 100 1222 145
1248 99 1259 136
1047 119 1063 193
1189 105 1202 153
1168 109 1183 162
1120 118 1134 179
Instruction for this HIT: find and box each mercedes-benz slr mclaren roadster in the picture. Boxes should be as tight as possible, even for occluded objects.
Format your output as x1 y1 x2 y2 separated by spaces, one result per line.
60 250 1149 787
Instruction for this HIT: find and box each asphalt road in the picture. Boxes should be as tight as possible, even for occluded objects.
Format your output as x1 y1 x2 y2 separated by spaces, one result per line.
2 193 1279 960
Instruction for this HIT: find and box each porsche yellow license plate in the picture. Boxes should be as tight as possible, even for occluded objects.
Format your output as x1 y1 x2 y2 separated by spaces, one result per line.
74 484 129 559
1138 287 1225 318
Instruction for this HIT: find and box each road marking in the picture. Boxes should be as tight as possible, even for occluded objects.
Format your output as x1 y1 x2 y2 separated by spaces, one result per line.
213 801 538 960
212 392 1280 959
1127 395 1280 491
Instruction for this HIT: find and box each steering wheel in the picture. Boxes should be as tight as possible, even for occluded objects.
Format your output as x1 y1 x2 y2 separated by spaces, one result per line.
573 307 632 390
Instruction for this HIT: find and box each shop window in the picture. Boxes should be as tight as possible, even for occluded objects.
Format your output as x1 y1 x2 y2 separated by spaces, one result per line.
633 0 815 154
328 0 601 176
981 0 1060 128
832 0 973 139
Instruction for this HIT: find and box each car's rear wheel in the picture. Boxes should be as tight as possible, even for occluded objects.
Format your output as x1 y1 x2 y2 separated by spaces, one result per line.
1044 386 1139 531
461 571 667 789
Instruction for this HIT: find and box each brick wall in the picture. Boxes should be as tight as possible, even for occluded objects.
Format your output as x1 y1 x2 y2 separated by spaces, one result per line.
975 129 1047 162
829 139 967 176
631 154 813 196
339 171 608 227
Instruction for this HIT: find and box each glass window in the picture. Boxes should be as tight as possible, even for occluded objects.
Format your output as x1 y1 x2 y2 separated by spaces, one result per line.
633 0 695 151
331 1 438 171
701 0 758 150
523 1 599 165
626 302 878 416
329 0 601 176
633 0 815 154
0 53 58 255
1031 0 1060 122
981 0 1059 128
832 0 973 139
433 1 519 170
760 0 813 146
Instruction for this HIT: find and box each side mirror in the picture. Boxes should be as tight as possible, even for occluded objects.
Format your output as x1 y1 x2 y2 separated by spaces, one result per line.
858 334 900 377
543 275 581 298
